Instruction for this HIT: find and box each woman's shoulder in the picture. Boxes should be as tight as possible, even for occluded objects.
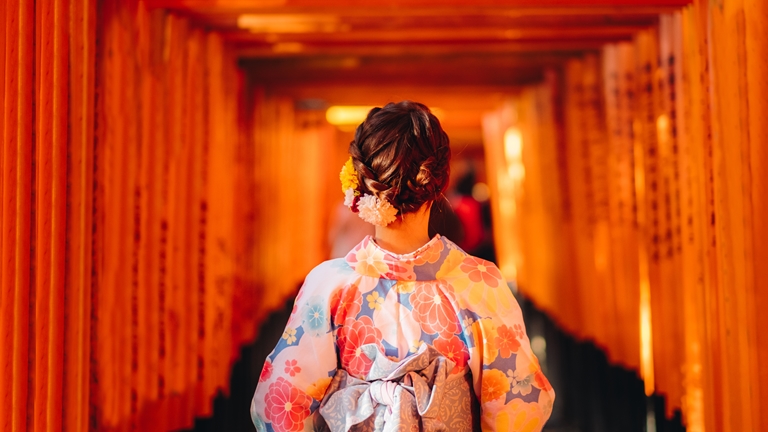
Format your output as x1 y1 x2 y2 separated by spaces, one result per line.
301 257 357 295
435 238 503 282
436 247 511 311
307 257 354 276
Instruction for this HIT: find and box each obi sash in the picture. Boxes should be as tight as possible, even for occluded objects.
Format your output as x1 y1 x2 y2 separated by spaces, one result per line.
316 344 477 432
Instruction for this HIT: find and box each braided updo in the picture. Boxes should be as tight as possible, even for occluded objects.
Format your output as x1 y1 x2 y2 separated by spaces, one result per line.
348 101 451 215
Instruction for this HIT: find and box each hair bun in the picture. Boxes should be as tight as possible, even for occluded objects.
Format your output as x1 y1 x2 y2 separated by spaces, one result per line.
348 101 451 215
416 157 436 186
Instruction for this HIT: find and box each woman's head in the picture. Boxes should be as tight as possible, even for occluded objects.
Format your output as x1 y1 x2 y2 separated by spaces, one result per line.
348 101 451 216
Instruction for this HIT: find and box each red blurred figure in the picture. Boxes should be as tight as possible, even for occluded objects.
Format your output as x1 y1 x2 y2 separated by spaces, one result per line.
449 168 484 254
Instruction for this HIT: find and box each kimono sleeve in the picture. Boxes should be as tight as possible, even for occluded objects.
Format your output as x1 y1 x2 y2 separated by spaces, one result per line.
461 261 556 432
250 266 339 432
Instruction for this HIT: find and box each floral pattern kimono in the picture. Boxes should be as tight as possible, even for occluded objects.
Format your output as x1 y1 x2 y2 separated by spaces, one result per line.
251 235 555 432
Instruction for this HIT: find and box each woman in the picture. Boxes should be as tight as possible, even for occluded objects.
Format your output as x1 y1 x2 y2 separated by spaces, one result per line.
251 101 555 431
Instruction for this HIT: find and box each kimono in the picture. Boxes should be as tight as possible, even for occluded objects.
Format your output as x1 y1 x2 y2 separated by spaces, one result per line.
251 234 555 432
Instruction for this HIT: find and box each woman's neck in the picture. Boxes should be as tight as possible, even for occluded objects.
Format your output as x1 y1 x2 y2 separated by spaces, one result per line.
373 203 432 255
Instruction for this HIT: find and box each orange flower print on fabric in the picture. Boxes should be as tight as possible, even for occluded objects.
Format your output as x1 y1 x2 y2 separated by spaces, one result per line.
481 368 510 402
351 243 389 278
410 282 461 337
264 377 313 432
414 239 444 265
495 325 521 358
483 400 543 432
259 360 273 383
338 316 383 378
534 370 553 392
306 377 333 401
433 334 469 372
451 257 511 314
506 399 544 432
435 248 465 279
460 256 503 288
471 318 499 365
284 359 301 377
330 284 362 325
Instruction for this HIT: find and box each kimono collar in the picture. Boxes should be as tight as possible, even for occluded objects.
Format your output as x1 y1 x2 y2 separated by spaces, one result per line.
344 234 464 281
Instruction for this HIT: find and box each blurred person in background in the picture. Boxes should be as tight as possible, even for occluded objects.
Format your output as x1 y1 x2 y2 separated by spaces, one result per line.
447 160 496 263
449 167 484 254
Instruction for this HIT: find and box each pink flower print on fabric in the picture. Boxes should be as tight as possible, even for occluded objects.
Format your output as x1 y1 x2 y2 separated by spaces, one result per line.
259 360 273 383
264 377 313 432
410 281 461 337
384 261 417 281
284 359 301 377
433 334 470 373
337 315 383 378
290 284 306 318
330 284 362 326
512 323 525 339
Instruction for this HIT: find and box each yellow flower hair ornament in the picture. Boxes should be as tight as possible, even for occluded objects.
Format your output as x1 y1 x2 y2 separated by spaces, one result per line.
339 157 399 227
340 157 359 193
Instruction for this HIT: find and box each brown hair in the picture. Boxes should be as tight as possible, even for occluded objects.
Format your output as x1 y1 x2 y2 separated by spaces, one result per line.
349 101 451 215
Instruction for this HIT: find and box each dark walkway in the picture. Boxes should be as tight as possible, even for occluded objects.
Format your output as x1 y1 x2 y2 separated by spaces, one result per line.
187 294 685 432
185 297 294 432
520 297 685 432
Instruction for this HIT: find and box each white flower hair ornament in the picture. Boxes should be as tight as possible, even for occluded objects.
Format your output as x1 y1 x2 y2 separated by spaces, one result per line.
339 157 399 227
356 194 398 226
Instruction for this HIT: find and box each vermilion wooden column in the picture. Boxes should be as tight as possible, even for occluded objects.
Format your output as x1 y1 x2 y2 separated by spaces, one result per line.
743 1 768 430
1 1 34 432
33 0 69 431
65 1 97 431
602 43 642 372
1 0 267 430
